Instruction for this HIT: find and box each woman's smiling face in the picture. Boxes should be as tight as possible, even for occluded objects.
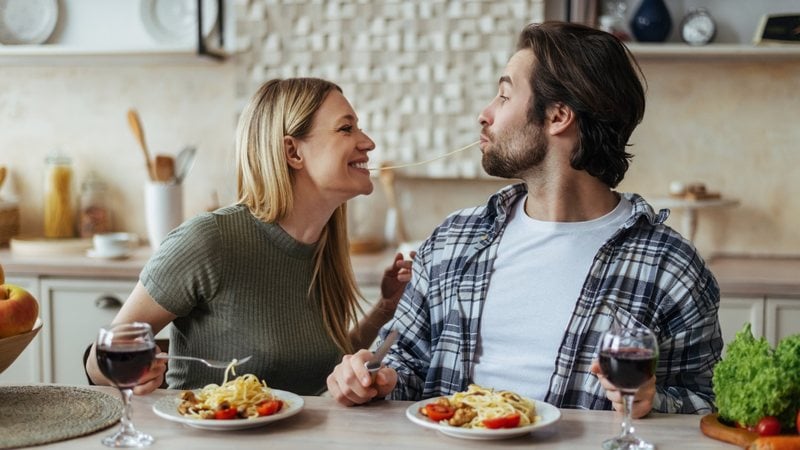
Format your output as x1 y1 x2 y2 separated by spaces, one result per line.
292 90 376 202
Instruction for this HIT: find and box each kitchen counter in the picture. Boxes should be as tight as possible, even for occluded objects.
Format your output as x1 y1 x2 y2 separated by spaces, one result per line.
0 247 393 286
707 254 800 298
2 248 800 297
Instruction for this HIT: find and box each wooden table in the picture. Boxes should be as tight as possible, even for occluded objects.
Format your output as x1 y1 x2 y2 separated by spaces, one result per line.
39 386 738 449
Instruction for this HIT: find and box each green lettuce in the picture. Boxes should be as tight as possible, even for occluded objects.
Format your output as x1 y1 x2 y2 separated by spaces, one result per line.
713 323 799 428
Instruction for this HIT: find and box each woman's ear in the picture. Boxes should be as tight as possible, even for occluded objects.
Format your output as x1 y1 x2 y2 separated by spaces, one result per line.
284 136 303 169
547 103 576 136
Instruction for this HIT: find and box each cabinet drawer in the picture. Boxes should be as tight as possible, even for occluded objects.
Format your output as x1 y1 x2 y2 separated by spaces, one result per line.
41 278 139 384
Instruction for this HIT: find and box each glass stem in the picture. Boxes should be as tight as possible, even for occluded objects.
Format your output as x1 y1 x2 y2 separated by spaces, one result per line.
119 388 136 435
619 393 636 438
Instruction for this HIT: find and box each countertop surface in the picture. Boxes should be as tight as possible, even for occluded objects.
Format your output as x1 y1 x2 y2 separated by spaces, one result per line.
2 247 799 297
0 384 742 450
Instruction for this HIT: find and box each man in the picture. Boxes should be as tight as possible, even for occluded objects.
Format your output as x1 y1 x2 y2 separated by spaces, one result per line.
327 22 722 417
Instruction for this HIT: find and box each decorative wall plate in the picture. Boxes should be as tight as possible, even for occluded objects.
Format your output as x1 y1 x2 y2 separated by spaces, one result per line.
0 0 58 45
141 0 218 46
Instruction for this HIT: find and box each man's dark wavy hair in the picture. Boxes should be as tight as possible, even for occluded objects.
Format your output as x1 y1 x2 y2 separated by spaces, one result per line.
517 22 646 188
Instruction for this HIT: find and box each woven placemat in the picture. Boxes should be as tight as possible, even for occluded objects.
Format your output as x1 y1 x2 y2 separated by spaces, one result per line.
0 385 122 449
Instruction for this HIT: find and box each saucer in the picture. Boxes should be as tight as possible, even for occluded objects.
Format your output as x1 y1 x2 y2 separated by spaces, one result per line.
86 249 130 260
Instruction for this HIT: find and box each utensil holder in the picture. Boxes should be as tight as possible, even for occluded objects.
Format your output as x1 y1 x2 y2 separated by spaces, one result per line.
144 182 183 249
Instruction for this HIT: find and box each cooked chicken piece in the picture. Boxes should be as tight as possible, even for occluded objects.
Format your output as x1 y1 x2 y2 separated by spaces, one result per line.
180 390 198 403
448 405 477 427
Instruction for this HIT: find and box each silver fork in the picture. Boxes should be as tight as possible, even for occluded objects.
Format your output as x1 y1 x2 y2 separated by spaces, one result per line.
156 354 252 369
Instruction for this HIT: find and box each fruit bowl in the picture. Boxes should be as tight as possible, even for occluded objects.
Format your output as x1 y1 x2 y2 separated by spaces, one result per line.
0 318 42 374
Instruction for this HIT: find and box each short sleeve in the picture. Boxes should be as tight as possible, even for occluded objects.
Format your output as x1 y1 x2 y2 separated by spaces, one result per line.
140 213 223 316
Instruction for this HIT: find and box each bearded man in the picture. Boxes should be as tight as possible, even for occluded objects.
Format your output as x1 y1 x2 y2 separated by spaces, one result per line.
327 21 722 418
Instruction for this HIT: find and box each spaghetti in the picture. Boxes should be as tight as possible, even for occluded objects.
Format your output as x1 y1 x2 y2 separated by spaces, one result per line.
420 384 537 429
176 360 283 420
367 141 480 171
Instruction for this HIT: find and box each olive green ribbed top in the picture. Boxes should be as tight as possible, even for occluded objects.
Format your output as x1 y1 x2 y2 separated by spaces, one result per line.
141 204 341 395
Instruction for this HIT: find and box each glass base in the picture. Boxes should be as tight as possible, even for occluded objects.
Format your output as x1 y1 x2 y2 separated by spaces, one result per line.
101 430 154 448
602 435 655 450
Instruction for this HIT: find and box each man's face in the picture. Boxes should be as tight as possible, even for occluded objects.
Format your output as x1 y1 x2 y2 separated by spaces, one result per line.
478 49 548 179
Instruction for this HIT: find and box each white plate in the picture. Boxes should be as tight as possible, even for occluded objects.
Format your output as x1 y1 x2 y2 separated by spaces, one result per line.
405 397 561 440
0 0 58 45
141 0 218 45
86 249 130 260
152 389 304 431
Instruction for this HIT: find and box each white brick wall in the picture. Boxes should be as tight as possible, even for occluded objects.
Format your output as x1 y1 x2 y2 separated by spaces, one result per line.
235 0 544 178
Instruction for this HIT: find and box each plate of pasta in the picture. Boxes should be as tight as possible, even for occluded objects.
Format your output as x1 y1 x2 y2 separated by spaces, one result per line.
405 384 560 440
152 372 303 430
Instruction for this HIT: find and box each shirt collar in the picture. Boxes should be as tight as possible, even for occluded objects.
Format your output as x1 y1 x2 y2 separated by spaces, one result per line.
484 182 669 231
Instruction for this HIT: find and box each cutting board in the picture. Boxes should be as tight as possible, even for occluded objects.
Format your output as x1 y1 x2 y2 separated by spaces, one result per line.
9 236 92 257
700 414 757 448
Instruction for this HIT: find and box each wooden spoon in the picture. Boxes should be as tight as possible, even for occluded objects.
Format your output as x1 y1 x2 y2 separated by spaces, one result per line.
127 109 155 181
154 155 175 183
0 165 6 190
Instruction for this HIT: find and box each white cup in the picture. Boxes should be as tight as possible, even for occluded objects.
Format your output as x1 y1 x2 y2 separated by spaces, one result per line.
144 181 183 249
92 232 138 257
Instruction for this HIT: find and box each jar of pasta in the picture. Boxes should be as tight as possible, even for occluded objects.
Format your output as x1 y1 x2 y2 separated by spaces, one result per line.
79 172 112 238
43 153 76 238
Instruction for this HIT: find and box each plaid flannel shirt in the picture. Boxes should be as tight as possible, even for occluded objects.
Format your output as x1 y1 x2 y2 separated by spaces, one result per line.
382 182 722 414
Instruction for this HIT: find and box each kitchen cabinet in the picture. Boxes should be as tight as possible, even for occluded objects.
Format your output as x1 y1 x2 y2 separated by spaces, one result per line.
41 278 139 385
0 276 43 384
765 297 800 347
718 295 800 352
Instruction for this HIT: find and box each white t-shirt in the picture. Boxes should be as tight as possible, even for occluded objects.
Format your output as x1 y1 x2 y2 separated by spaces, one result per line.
472 194 632 400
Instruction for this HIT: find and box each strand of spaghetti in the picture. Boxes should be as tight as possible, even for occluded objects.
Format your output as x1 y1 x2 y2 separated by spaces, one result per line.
368 140 480 171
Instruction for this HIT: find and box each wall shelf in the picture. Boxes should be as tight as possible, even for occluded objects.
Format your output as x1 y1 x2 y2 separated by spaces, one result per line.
0 45 231 66
627 43 800 60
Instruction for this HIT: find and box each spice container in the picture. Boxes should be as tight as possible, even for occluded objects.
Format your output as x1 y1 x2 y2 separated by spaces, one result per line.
79 172 112 238
43 153 75 238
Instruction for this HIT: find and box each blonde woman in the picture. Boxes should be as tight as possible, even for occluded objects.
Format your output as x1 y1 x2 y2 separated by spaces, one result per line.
86 78 413 395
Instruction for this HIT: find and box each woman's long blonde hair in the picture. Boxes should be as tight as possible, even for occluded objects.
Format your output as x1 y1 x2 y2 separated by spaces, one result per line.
236 78 361 354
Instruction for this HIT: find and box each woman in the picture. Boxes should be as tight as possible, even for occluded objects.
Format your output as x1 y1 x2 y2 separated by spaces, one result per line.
86 78 413 395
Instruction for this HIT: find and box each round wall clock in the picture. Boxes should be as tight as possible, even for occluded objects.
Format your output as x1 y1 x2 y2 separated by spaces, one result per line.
680 8 716 46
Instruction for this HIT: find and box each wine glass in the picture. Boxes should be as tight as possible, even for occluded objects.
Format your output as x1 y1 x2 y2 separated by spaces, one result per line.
598 326 658 450
96 322 156 448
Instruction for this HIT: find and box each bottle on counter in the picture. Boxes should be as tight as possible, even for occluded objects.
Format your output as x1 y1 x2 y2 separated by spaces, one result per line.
79 171 112 238
43 152 76 238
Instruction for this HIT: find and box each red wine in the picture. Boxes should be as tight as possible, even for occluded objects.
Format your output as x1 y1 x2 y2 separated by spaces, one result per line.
97 344 156 388
599 348 656 392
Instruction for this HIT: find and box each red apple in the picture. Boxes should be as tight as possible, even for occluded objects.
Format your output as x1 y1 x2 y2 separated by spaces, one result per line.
0 284 39 339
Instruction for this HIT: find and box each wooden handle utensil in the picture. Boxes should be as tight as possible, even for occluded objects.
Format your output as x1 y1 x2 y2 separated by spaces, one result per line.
127 109 155 181
154 155 175 183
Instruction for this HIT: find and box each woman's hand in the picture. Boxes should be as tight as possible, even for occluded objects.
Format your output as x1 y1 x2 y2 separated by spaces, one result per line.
132 348 168 395
590 359 655 419
378 251 415 311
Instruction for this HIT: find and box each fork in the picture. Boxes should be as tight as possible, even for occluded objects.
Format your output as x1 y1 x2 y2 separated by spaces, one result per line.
156 354 252 369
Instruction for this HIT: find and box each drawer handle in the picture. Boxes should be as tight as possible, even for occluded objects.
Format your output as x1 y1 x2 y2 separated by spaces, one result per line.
94 295 123 309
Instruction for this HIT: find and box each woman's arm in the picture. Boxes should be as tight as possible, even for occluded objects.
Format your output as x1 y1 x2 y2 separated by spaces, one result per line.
349 252 414 350
85 281 177 394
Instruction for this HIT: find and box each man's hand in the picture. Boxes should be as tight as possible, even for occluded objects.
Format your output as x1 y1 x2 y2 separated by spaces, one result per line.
590 359 655 419
327 349 398 406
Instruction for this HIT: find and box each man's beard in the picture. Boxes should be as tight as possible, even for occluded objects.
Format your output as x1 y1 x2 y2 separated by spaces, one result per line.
481 121 548 179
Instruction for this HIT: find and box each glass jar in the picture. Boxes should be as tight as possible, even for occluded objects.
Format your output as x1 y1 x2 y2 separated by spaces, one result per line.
79 172 112 238
43 153 76 238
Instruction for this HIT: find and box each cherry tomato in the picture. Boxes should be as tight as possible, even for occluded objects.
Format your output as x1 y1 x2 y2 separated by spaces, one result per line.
256 400 283 417
423 403 455 422
214 406 238 420
756 416 781 437
483 413 521 429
